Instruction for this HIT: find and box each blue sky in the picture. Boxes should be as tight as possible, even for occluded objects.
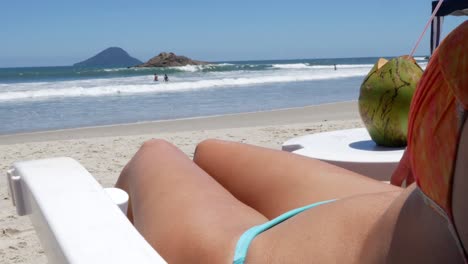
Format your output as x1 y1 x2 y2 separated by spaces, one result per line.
0 0 466 67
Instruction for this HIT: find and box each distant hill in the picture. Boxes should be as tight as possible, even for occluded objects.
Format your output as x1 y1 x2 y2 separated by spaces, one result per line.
135 52 208 67
73 47 142 67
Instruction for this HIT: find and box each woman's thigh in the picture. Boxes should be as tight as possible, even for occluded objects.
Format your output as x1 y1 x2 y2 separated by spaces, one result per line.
116 139 268 263
246 191 401 264
194 139 401 219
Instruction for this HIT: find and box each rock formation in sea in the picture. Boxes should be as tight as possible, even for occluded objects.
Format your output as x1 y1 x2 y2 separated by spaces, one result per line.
136 52 209 67
73 47 142 67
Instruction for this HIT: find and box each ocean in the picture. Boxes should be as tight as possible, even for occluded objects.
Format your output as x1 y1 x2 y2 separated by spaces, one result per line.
0 57 428 135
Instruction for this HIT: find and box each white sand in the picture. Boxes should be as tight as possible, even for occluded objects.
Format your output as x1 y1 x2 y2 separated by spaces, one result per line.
0 101 363 263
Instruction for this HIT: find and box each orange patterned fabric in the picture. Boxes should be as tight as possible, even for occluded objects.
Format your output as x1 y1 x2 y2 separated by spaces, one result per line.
406 21 468 217
439 22 468 109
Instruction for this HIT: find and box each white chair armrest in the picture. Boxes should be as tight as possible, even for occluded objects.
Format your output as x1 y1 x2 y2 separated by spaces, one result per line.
7 157 166 264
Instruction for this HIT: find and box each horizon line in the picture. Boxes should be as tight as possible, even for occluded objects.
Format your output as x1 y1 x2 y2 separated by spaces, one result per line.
0 55 430 69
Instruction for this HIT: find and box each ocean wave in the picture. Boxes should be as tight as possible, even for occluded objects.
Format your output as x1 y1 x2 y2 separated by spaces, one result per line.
271 63 376 70
0 69 370 102
311 64 375 69
414 57 427 61
0 61 388 84
271 63 311 69
102 68 128 72
164 63 240 72
168 65 203 72
418 62 428 67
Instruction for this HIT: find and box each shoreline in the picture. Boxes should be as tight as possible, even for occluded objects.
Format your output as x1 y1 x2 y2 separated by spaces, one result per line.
0 101 359 145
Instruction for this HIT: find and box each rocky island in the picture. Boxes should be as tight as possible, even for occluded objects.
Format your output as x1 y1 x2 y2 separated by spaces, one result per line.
73 47 142 68
136 52 209 67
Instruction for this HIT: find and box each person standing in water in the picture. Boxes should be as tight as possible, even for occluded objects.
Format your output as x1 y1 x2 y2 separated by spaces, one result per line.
164 74 169 82
154 74 159 81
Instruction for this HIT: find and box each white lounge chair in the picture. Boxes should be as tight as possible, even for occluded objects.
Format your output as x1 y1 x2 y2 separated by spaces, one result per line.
6 157 167 264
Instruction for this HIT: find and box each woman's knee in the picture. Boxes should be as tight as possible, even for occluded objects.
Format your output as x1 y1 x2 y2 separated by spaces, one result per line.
193 138 224 160
117 139 175 186
139 138 176 154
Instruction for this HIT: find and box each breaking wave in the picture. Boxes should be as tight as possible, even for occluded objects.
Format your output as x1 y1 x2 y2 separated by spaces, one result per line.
0 67 370 102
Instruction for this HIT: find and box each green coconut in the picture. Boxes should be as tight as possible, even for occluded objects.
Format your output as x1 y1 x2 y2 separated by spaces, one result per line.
358 56 423 147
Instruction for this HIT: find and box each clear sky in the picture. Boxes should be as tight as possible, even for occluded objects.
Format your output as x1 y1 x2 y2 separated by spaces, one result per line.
0 0 466 67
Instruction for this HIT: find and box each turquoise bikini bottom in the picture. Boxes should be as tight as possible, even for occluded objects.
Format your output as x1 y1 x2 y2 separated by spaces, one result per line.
233 199 337 264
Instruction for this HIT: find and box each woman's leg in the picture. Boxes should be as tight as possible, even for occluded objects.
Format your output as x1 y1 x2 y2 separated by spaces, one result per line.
193 139 401 219
115 139 268 263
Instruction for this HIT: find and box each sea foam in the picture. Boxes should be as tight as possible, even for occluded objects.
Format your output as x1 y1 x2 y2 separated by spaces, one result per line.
0 66 371 102
414 57 427 61
0 61 428 103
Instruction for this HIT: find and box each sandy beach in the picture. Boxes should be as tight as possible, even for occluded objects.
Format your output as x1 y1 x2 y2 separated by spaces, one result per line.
0 101 363 263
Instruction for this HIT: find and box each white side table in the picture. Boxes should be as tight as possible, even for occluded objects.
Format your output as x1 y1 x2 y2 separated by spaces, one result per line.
282 128 405 181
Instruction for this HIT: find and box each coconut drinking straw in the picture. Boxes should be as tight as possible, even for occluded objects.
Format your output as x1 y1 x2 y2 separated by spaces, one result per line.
409 0 445 57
